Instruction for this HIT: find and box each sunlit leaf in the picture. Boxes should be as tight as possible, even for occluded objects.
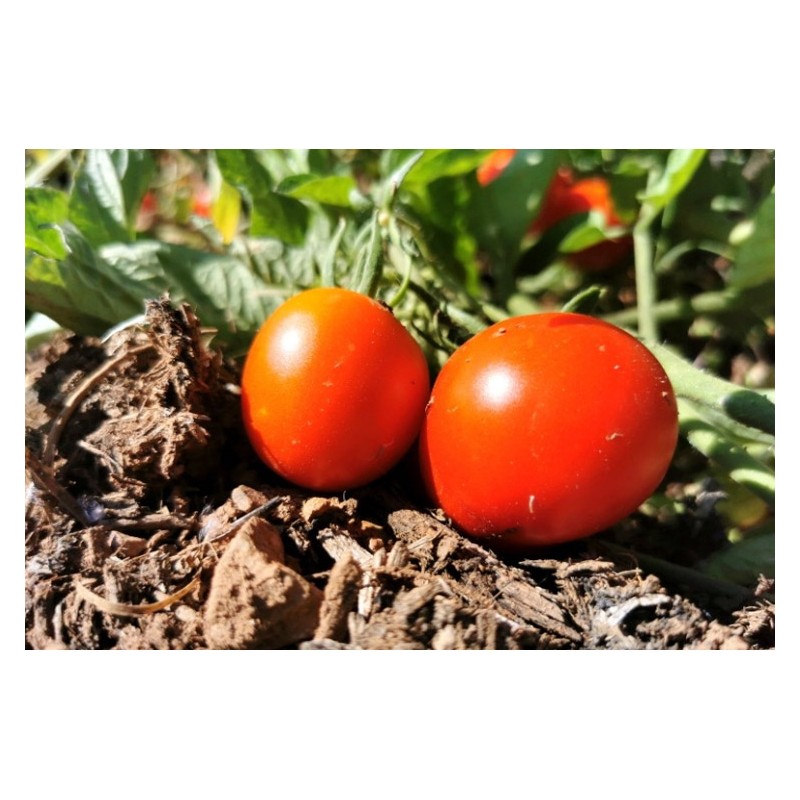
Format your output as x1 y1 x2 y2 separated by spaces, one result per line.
728 193 775 289
278 174 357 207
68 149 155 246
558 212 628 253
26 188 68 259
405 149 490 187
215 149 309 244
638 149 707 225
211 179 241 245
215 149 273 194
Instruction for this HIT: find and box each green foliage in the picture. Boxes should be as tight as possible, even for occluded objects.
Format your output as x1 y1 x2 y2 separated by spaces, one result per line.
69 149 155 246
25 188 68 259
728 193 775 289
699 529 775 586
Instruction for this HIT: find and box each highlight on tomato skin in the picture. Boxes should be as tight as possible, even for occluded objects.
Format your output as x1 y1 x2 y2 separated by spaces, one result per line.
240 287 431 493
418 312 679 550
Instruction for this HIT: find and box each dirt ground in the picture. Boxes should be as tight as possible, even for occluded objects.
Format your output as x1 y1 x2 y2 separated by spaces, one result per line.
24 299 774 649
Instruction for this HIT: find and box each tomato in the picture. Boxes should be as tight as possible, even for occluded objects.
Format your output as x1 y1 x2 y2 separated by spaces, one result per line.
477 149 517 186
241 287 430 492
418 312 678 548
476 153 632 270
192 184 212 218
529 167 632 271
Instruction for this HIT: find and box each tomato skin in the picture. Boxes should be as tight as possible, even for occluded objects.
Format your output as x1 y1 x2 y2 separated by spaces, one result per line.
418 313 678 548
476 154 632 270
241 287 430 492
529 167 632 271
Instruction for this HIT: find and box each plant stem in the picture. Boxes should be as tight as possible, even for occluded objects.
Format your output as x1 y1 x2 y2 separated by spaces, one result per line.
676 398 775 508
601 287 745 327
651 342 775 438
321 217 347 287
633 222 658 343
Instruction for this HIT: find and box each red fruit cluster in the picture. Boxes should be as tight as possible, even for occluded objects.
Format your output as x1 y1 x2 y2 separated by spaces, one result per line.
478 150 633 270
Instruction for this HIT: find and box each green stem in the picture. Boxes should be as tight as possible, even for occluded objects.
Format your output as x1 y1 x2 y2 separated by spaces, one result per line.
677 399 774 508
561 285 603 315
650 342 775 438
386 219 413 308
633 222 658 343
321 217 347 287
601 287 745 328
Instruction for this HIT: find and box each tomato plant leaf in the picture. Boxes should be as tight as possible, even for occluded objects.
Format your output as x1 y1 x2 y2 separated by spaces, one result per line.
728 193 775 289
637 149 707 226
215 149 274 194
113 149 156 228
468 150 566 295
697 529 774 586
211 179 242 245
404 149 491 188
558 214 629 253
249 192 310 245
215 149 310 244
25 226 146 335
277 174 357 207
26 188 69 259
68 149 155 246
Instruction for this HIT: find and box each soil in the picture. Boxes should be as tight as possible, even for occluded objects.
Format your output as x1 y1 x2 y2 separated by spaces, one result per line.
24 299 775 650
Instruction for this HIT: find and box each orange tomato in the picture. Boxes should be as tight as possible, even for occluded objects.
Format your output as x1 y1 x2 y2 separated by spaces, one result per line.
241 288 430 491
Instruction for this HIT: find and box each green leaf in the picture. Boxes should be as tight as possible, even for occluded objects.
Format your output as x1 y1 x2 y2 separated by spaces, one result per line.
113 149 156 228
215 149 273 194
211 179 242 245
25 226 146 335
25 222 287 350
405 149 491 187
558 212 628 253
638 149 707 226
25 188 68 259
68 149 155 246
215 149 309 244
250 192 310 245
277 174 357 207
697 530 774 586
69 150 128 245
99 241 284 351
468 150 566 281
728 193 775 289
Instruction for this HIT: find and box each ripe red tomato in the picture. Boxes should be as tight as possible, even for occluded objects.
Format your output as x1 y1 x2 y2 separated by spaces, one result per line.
241 287 430 492
476 153 632 270
529 167 632 271
418 312 678 548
